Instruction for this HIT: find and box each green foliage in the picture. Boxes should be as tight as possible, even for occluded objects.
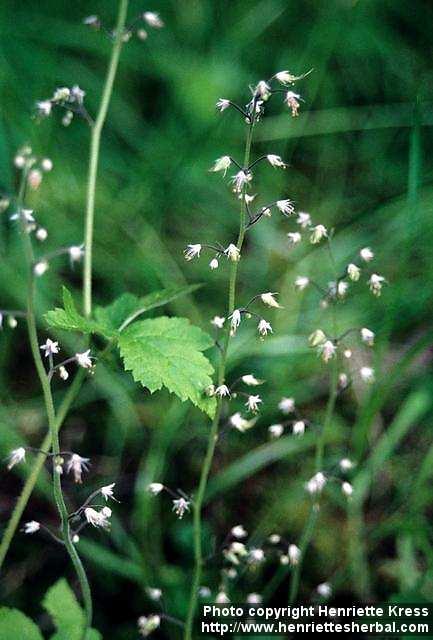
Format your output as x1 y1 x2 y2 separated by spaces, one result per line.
0 608 43 640
119 316 216 417
43 579 101 640
45 285 215 415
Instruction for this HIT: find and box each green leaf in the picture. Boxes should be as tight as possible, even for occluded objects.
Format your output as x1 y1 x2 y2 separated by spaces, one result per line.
43 579 101 640
94 283 201 333
44 287 103 336
118 316 216 417
0 608 44 640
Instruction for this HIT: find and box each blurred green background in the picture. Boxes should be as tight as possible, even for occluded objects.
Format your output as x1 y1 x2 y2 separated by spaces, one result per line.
1 0 433 637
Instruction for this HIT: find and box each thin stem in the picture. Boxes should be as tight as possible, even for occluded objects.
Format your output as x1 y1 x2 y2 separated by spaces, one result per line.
184 123 254 640
0 371 84 571
83 0 129 318
288 239 340 604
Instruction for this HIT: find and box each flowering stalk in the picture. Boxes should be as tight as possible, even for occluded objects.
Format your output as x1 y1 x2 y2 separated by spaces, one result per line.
184 122 254 640
0 0 128 572
83 0 129 317
15 171 92 638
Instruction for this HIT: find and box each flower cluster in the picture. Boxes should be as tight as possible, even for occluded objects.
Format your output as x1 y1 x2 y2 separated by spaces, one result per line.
84 10 164 45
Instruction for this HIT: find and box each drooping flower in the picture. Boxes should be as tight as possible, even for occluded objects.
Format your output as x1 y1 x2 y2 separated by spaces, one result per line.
340 458 355 471
361 327 375 346
266 154 286 168
59 366 69 381
261 292 282 308
66 453 90 484
254 80 271 100
342 481 353 497
142 11 164 28
369 274 385 296
148 482 164 495
318 340 336 363
229 412 256 433
305 471 327 495
101 483 116 501
7 447 26 470
225 243 240 262
69 246 84 262
285 91 301 116
295 276 309 291
287 232 302 246
138 614 161 638
75 350 92 369
309 329 326 347
146 587 162 601
360 247 374 262
241 374 262 386
317 582 332 598
245 395 262 413
23 520 40 534
231 525 248 539
310 224 327 244
347 263 360 281
215 384 230 398
84 507 111 529
268 424 284 438
40 338 59 358
292 420 305 436
257 319 272 337
231 170 252 193
230 309 242 332
296 211 311 228
211 155 231 175
276 199 295 215
184 243 202 261
360 366 375 383
34 261 49 277
211 316 225 329
216 98 230 112
209 258 219 270
248 548 265 564
278 397 295 414
288 544 301 565
172 497 190 519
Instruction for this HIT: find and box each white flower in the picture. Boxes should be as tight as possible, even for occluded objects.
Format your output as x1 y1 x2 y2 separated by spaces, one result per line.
52 87 70 102
229 412 256 433
360 247 374 262
216 98 230 112
148 482 164 495
41 158 53 172
23 521 40 534
288 544 301 565
261 292 282 308
211 316 225 329
318 340 336 363
306 471 327 495
230 309 242 332
248 548 265 564
28 169 42 190
172 497 190 519
340 458 355 471
287 232 302 246
76 350 92 369
36 227 48 241
342 481 353 497
142 11 164 28
245 395 262 413
269 424 284 438
285 91 301 116
361 327 375 346
278 397 295 414
247 593 262 604
184 243 202 261
59 366 69 381
360 366 375 383
268 534 281 544
146 587 162 601
215 592 230 604
310 224 327 244
225 243 240 262
34 261 49 277
339 373 348 389
280 554 289 565
199 586 211 598
369 273 385 296
309 329 326 347
215 384 230 397
255 80 271 99
66 453 90 484
7 447 26 470
296 211 311 228
295 276 309 291
317 582 332 598
261 206 272 217
70 85 85 104
83 15 100 27
137 29 148 41
344 349 352 359
257 319 272 336
8 316 17 329
209 258 219 270
36 100 52 117
10 208 35 223
231 170 252 193
347 263 360 281
69 246 84 262
293 420 305 436
101 483 116 501
205 384 215 397
266 154 286 168
231 525 248 539
241 374 262 386
84 507 111 529
138 614 161 637
276 199 295 215
40 338 59 358
211 155 231 175
274 70 298 84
